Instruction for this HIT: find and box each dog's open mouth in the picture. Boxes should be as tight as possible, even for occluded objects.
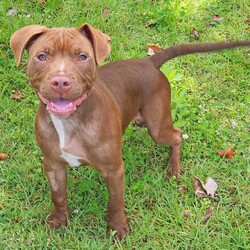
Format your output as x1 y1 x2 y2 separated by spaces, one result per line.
37 91 88 116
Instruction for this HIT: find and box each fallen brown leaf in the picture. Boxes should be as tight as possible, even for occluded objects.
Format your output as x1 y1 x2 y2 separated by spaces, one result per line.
218 147 234 159
7 7 18 16
203 177 218 198
202 207 213 224
149 45 161 51
39 1 47 7
192 179 207 198
193 177 218 198
102 7 110 20
147 47 155 56
11 90 23 100
147 45 161 56
178 186 187 194
192 28 200 39
206 23 213 27
183 209 192 218
25 239 34 246
149 200 154 206
0 153 9 160
213 15 224 22
145 196 155 206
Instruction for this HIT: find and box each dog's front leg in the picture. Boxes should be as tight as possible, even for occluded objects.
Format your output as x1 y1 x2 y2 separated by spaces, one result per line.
43 158 69 229
101 161 130 240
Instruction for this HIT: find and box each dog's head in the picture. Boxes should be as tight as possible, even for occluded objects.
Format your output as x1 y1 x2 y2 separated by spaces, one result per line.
10 24 111 116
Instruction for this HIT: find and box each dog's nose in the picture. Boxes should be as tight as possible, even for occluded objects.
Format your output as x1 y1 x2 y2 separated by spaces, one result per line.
50 75 72 93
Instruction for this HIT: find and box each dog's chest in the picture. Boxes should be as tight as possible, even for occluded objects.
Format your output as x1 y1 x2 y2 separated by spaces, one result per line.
50 114 87 166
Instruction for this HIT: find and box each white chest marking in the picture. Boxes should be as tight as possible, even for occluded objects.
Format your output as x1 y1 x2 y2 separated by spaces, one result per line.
50 114 82 167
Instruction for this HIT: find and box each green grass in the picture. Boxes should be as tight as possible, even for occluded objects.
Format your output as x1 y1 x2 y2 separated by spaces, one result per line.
0 0 250 249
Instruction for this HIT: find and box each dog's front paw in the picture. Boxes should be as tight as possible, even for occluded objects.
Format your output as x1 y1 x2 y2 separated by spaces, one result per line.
47 208 69 230
108 218 131 240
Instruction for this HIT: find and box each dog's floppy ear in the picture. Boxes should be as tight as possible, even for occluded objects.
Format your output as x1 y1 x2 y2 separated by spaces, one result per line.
10 25 48 66
79 23 111 65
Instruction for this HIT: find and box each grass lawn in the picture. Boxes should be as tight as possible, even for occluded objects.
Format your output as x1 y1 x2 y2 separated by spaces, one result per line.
0 0 250 249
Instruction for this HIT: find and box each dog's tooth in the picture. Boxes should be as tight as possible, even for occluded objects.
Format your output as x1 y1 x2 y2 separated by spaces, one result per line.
69 103 73 108
50 102 54 107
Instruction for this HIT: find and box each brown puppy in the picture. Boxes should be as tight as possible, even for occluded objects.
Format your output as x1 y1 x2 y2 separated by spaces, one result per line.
10 23 250 240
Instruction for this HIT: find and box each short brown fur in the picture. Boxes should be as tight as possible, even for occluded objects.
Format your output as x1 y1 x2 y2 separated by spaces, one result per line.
10 23 250 240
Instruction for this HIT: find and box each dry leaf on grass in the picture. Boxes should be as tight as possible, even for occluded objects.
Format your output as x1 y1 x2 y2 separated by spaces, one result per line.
192 28 200 39
149 45 161 51
39 1 48 7
183 209 192 218
178 186 187 194
218 147 234 159
0 153 9 160
213 15 224 22
206 23 213 27
11 90 23 100
193 179 207 198
202 207 213 224
147 45 161 56
149 200 154 206
193 177 218 198
7 7 18 16
203 177 218 198
147 47 155 56
102 7 110 20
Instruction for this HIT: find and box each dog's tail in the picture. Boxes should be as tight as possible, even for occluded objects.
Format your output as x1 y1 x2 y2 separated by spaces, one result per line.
149 41 250 68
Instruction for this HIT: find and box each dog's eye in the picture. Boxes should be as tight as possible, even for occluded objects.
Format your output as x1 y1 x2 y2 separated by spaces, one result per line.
79 53 87 61
37 53 47 61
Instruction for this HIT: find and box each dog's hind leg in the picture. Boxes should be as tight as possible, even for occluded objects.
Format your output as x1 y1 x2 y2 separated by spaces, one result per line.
142 74 182 178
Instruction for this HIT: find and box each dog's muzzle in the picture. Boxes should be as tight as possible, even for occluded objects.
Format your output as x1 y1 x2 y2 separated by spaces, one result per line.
37 91 88 116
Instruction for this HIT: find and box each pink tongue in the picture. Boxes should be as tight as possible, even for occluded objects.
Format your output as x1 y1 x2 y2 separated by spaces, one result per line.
47 98 76 116
52 98 72 111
